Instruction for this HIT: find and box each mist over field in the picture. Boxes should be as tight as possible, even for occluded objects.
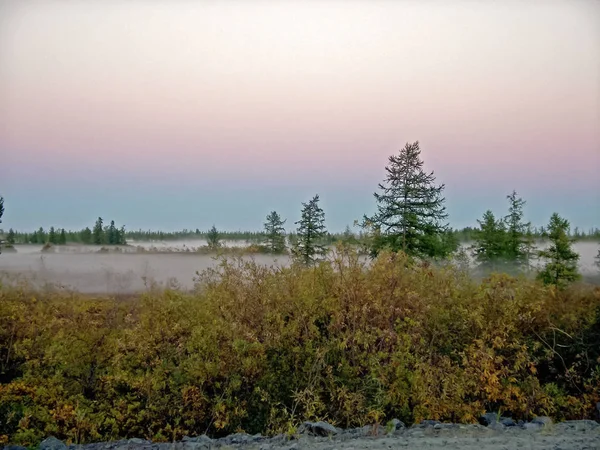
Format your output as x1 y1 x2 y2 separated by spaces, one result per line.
1 240 598 294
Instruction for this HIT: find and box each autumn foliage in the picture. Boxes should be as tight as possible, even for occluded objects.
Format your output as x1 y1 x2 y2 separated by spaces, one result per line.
1 246 599 446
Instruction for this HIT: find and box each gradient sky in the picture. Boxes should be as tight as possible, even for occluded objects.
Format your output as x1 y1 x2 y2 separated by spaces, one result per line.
1 0 599 233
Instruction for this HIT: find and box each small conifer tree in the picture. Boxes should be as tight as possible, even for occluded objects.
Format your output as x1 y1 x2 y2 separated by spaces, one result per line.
7 228 15 245
292 194 328 265
537 213 580 287
472 210 506 272
93 217 104 245
206 225 221 250
263 211 286 254
58 228 67 245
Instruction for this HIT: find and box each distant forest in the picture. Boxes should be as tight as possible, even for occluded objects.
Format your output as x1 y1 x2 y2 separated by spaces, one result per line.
1 222 599 246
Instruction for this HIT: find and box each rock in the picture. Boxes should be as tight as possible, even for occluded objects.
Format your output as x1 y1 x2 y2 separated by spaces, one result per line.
181 442 212 450
500 417 516 427
40 437 68 450
531 416 553 427
127 438 150 445
388 419 406 431
219 432 264 445
412 420 441 428
297 421 339 437
433 423 460 430
478 412 499 426
3 446 28 450
181 435 213 445
487 422 505 431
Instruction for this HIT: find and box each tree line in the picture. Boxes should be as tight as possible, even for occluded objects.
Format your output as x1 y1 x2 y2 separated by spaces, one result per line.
1 140 599 285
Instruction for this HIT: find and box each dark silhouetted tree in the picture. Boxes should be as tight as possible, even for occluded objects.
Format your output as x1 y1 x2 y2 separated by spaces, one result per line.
119 225 127 245
263 211 286 254
537 213 580 287
472 210 506 271
363 141 450 258
58 228 67 245
292 194 328 265
7 228 15 245
48 227 57 245
108 220 117 245
37 227 46 244
206 225 221 250
0 196 4 224
504 190 534 270
80 227 92 244
93 217 104 245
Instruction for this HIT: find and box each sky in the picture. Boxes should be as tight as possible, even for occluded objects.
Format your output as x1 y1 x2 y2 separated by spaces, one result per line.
1 0 599 233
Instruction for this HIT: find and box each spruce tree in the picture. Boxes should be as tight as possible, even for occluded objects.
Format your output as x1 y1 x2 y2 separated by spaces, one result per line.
342 224 357 245
263 211 286 254
108 220 117 245
292 194 328 265
93 217 104 245
119 225 127 245
206 225 221 250
81 227 93 244
7 228 15 245
537 213 580 287
364 141 450 258
504 190 534 269
472 210 506 271
48 226 57 244
0 196 4 224
58 228 67 245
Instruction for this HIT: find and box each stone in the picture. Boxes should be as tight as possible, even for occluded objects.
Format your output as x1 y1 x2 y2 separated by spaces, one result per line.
478 412 499 426
487 422 505 431
220 433 263 445
412 420 441 428
40 437 68 450
433 423 460 430
500 417 516 427
531 416 553 427
127 438 150 445
181 435 213 445
389 419 406 431
297 421 339 437
3 446 28 450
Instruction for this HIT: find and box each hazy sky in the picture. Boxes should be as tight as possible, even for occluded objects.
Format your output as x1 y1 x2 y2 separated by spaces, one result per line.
1 0 599 232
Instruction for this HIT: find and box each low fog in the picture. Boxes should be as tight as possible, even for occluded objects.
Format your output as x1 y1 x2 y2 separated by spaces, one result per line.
1 240 598 294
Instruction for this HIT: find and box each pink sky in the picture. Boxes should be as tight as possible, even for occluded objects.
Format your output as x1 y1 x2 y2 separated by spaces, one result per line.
0 0 599 231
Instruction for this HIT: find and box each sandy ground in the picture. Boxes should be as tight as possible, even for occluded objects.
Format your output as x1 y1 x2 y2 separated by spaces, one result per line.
34 421 600 450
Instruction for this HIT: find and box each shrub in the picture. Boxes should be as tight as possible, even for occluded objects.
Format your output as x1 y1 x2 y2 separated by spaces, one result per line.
0 247 599 445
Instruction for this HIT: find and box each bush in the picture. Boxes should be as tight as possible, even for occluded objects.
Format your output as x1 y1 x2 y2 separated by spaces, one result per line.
0 246 599 445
